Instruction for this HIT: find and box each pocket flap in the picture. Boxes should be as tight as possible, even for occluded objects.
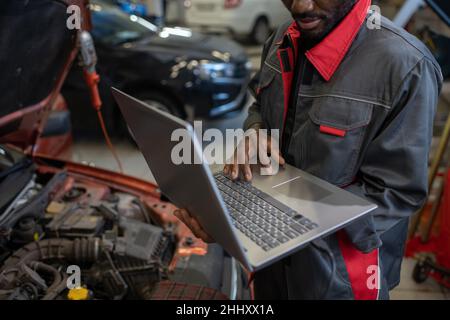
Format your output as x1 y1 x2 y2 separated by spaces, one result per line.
307 96 373 131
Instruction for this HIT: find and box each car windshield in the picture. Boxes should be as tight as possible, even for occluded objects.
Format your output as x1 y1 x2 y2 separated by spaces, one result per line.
90 1 158 46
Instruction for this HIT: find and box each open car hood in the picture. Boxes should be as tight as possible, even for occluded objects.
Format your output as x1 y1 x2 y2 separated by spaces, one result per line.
0 0 91 153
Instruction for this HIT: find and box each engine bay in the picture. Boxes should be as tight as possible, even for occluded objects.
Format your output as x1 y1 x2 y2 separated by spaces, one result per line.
0 144 238 300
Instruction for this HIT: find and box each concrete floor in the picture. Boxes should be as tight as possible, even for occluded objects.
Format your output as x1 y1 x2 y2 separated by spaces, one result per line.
71 45 449 300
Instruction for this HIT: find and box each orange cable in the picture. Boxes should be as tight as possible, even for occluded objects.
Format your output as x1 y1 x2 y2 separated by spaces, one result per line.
96 109 124 174
83 69 124 174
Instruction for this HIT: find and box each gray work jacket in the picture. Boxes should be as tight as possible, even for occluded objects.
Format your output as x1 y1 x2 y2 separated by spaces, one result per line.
245 17 443 290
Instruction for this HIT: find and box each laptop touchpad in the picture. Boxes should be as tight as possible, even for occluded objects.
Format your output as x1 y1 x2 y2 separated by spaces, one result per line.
273 177 332 202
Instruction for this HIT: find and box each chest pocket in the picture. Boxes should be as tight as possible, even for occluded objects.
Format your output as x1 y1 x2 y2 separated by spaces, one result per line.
257 66 285 130
295 95 373 186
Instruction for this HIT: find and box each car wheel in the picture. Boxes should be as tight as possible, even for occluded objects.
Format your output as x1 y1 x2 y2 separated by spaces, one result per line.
125 91 184 145
412 258 432 284
250 17 270 45
137 91 183 118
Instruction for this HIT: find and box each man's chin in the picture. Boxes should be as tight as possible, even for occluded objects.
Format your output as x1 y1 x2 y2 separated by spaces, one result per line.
296 22 330 46
298 30 325 45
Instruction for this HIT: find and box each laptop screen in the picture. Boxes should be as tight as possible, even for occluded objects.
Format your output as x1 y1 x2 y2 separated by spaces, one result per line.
426 0 450 26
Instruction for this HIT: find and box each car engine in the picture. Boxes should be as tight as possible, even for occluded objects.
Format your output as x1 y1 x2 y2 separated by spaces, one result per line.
0 145 228 300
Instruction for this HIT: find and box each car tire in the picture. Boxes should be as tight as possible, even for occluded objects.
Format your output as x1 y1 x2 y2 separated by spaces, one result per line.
250 17 270 45
125 91 184 145
135 91 184 118
412 258 432 284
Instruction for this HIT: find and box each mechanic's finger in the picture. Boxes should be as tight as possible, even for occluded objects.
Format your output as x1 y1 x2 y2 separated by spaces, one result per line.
234 141 247 180
238 163 252 181
271 147 286 167
231 156 240 180
173 209 188 226
243 163 252 181
195 230 214 243
185 214 213 242
186 213 204 232
266 138 285 166
174 210 210 242
183 209 206 234
173 209 186 223
189 227 207 242
242 151 252 181
188 217 214 243
175 209 193 227
258 139 272 167
223 164 231 176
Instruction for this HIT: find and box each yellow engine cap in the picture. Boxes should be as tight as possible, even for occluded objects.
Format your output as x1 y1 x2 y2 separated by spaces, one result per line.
67 287 90 300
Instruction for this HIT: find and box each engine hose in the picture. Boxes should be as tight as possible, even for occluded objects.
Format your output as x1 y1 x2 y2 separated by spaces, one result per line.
1 238 100 271
28 261 64 300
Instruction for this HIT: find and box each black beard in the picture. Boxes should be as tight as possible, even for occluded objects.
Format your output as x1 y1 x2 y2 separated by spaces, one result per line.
298 0 358 49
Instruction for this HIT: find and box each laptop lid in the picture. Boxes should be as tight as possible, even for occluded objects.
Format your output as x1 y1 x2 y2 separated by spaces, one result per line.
112 88 253 270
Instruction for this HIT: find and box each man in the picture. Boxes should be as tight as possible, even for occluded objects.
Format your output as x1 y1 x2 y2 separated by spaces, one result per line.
175 0 443 299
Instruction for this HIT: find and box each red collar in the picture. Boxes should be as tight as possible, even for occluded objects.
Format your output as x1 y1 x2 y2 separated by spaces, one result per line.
285 0 371 81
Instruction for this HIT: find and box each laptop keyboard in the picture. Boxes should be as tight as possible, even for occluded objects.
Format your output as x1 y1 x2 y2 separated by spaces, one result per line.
214 173 319 252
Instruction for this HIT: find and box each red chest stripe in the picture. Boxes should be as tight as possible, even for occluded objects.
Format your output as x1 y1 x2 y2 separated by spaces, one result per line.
319 125 347 137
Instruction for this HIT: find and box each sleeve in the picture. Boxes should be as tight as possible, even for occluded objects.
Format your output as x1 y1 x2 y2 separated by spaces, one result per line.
243 33 276 131
343 57 443 253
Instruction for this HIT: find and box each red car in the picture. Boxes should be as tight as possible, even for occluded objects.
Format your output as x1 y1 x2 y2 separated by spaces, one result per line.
0 0 247 300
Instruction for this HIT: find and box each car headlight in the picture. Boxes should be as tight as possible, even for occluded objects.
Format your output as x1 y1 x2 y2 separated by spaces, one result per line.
194 62 236 80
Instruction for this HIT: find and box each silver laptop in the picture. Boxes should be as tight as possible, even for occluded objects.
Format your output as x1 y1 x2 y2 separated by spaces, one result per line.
112 88 377 272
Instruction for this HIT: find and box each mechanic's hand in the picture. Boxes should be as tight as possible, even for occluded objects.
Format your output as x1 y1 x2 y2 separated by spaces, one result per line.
223 127 285 181
174 209 215 243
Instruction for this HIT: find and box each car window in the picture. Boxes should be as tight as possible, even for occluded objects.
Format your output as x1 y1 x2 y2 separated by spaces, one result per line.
90 1 158 46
